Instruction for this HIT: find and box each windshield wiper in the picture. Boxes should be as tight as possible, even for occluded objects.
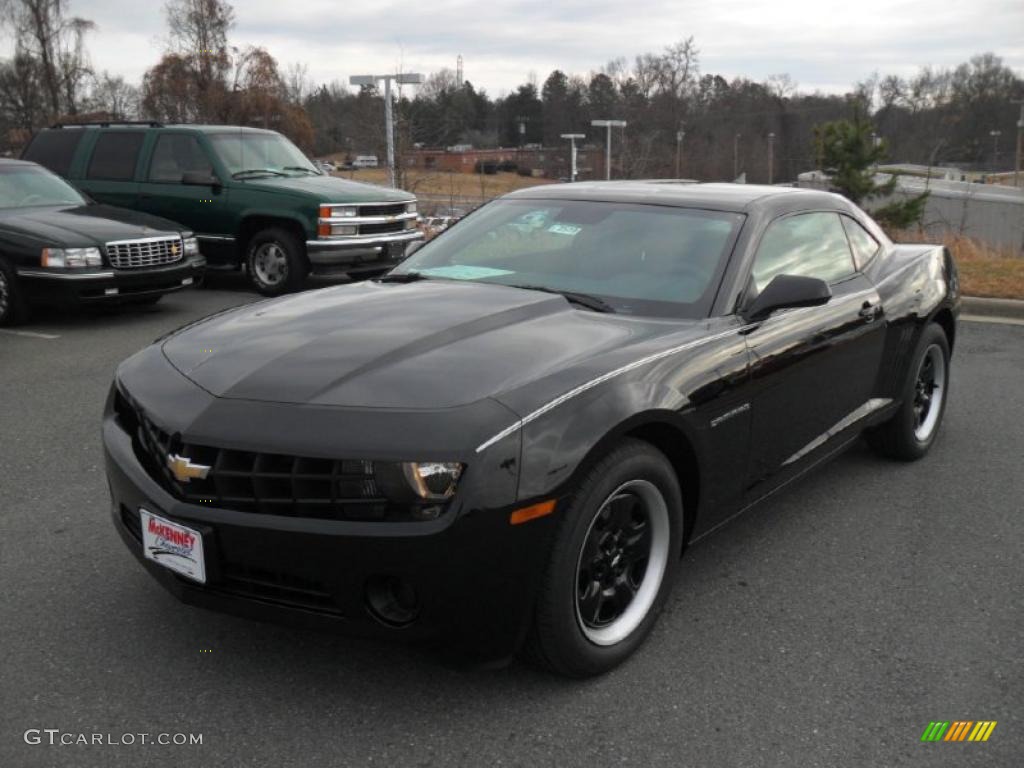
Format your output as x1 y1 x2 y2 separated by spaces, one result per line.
284 166 320 175
510 284 615 313
232 168 287 178
377 271 429 283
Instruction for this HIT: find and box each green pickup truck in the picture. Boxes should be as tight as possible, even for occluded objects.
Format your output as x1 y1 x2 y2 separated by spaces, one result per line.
22 122 422 295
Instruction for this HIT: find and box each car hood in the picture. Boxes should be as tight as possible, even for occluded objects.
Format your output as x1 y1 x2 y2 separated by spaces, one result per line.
0 204 184 246
161 280 692 409
237 174 414 203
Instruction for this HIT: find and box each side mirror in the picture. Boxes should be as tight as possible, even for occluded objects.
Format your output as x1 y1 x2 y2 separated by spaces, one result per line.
744 274 831 322
181 171 221 188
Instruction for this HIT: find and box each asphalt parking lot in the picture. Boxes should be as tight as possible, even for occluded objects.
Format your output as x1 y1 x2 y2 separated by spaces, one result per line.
1 281 1021 768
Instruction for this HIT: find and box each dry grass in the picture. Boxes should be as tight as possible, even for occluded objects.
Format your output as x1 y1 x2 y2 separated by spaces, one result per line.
325 166 556 199
890 230 1024 300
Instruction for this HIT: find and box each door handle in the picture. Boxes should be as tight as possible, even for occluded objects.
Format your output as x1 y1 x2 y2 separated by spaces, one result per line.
858 301 880 322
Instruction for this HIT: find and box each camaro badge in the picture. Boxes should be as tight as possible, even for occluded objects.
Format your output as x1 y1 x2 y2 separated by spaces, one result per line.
167 454 210 483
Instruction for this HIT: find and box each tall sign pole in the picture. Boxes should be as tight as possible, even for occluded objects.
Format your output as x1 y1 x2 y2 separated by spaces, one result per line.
591 120 627 180
350 72 425 187
561 134 585 182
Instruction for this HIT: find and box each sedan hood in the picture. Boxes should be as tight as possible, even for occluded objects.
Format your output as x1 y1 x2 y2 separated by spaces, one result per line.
161 281 682 409
0 204 184 246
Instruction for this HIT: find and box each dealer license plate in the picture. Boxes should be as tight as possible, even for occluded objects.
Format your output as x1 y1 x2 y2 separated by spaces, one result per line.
140 509 206 584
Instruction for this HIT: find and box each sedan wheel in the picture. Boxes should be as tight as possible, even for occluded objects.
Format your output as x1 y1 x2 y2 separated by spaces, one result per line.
0 260 27 326
527 439 683 677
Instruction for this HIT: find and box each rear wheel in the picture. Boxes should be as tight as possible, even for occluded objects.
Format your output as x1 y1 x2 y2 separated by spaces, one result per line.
246 228 307 296
0 258 28 326
866 322 950 460
527 439 683 677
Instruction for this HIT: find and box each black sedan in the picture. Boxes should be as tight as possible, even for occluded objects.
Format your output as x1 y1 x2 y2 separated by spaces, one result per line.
104 182 958 676
0 159 205 325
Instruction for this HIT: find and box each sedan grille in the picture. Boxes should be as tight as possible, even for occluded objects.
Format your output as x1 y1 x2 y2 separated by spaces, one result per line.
114 391 392 521
106 236 184 269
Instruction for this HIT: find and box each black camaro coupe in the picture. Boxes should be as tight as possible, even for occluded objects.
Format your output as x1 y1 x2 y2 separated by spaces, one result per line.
105 182 958 676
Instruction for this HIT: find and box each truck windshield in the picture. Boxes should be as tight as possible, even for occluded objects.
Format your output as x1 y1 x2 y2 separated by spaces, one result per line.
394 199 743 318
208 132 319 178
0 165 86 208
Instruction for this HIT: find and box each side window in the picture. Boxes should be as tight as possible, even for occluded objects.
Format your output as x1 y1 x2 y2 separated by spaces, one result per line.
752 212 856 292
86 132 144 181
22 130 85 177
841 216 880 270
148 135 214 183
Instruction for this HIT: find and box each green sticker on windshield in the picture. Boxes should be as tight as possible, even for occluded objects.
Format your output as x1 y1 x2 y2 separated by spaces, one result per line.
547 223 582 236
418 265 515 280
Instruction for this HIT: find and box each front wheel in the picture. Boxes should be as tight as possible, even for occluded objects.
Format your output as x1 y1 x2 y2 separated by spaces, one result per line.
866 322 951 460
526 439 683 677
0 258 28 326
246 228 307 296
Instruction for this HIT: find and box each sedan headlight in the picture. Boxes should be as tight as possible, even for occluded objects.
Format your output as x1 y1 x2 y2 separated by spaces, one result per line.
41 247 102 268
401 462 463 500
183 236 200 256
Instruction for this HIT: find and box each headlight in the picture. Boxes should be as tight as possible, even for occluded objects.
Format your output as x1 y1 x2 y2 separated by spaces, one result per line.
329 224 358 236
405 202 417 214
401 462 463 500
319 204 358 219
41 247 102 268
183 236 199 256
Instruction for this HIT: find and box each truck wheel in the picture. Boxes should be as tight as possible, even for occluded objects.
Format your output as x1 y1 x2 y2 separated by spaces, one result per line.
246 228 307 296
0 258 28 326
526 439 683 677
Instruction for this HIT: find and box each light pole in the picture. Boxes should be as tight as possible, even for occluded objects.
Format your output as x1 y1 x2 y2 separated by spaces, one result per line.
989 129 1002 169
591 119 626 180
733 133 741 179
350 72 425 187
561 133 585 182
1014 100 1024 188
675 128 685 178
767 132 775 185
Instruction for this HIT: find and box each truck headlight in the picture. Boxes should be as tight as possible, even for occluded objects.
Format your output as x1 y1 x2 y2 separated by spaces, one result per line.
183 236 200 256
319 204 358 219
401 462 463 500
41 247 102 268
405 202 417 214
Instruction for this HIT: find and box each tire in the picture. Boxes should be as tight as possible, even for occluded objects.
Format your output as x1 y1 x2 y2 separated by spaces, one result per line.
0 258 28 326
526 439 684 677
866 322 950 461
245 228 307 296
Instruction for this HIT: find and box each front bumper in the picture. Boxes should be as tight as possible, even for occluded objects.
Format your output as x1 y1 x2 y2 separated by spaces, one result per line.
18 256 206 304
102 377 553 665
305 231 422 273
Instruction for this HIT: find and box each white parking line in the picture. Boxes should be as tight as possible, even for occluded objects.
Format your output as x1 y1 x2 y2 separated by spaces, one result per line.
961 314 1024 327
0 328 61 339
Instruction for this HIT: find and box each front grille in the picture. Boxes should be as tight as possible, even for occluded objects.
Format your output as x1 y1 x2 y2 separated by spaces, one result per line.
106 236 184 269
359 221 407 236
358 202 407 217
115 390 395 522
214 563 343 615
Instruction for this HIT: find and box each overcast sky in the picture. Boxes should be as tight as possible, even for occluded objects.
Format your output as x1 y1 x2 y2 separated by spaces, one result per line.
3 0 1022 96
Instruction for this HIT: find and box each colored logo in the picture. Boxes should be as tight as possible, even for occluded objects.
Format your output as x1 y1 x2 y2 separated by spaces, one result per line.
167 453 211 484
921 721 997 742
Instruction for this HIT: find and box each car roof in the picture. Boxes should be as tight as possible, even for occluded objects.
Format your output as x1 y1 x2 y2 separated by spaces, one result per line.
41 124 276 135
504 181 848 213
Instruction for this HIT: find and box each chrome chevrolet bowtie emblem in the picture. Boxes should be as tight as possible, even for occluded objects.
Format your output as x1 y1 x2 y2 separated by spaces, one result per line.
167 454 210 483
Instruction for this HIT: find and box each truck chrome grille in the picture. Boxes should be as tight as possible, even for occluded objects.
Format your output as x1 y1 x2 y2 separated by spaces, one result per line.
358 202 407 217
106 236 183 269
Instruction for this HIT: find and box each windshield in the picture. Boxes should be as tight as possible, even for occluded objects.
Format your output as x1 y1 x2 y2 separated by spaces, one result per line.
395 199 743 318
0 165 86 209
207 132 319 177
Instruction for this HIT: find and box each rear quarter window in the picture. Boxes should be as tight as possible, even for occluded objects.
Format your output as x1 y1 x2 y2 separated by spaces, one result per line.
86 132 145 181
22 131 85 177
